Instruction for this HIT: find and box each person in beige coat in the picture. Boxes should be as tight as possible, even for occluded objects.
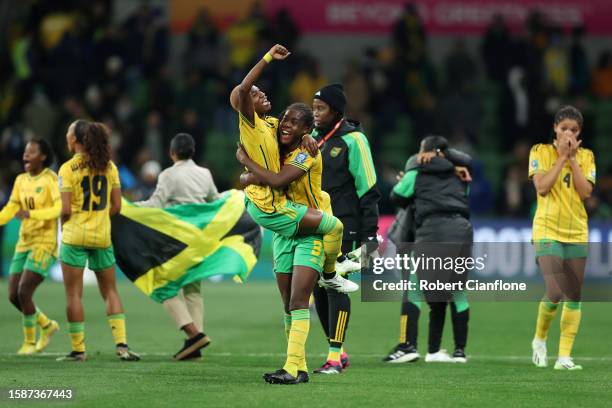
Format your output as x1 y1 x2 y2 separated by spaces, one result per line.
137 133 218 360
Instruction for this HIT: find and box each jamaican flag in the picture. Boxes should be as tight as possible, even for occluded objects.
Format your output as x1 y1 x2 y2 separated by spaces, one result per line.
111 189 261 303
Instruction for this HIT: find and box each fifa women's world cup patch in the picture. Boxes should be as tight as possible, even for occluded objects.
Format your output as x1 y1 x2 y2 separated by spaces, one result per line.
295 152 308 164
531 159 538 170
330 147 342 158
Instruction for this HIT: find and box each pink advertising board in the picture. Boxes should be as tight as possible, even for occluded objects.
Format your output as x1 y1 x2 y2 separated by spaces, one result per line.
266 0 612 35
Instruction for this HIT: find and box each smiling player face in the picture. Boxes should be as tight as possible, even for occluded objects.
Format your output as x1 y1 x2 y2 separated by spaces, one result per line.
250 86 271 114
279 109 310 147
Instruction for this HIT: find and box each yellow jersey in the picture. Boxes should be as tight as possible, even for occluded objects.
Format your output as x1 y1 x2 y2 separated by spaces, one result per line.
528 143 596 242
239 113 287 213
284 147 324 208
59 154 121 248
0 169 60 255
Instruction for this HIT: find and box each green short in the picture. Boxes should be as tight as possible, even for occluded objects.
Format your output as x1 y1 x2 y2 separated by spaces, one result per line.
60 243 115 271
9 249 56 278
246 198 309 238
534 239 588 259
273 233 325 274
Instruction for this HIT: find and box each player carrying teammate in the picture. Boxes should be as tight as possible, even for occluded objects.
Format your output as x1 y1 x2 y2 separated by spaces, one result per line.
238 103 330 384
0 139 60 355
57 120 140 362
529 106 595 370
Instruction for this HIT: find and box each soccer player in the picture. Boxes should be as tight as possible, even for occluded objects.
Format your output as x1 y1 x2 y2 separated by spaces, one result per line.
237 103 327 384
229 44 356 293
137 133 218 360
57 120 139 362
529 106 594 370
309 84 381 373
0 139 60 355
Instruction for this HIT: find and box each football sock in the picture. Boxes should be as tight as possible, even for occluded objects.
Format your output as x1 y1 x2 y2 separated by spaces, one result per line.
69 322 85 353
23 313 37 344
316 213 343 274
108 314 127 346
36 308 51 328
327 346 341 363
428 302 447 353
284 313 292 340
559 302 581 357
535 298 559 340
328 290 350 350
450 301 469 350
400 301 421 346
313 285 330 338
284 309 310 378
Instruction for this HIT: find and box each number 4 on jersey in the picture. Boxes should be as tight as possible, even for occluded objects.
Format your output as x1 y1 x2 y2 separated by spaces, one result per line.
563 173 571 188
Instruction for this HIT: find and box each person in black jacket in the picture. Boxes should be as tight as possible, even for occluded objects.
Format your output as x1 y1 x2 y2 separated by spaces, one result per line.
384 135 472 364
310 84 381 374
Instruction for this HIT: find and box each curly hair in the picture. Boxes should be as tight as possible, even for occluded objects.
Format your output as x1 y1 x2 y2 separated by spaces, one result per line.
83 122 111 173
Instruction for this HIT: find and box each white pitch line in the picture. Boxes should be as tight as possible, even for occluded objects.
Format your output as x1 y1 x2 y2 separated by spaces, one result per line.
4 352 612 362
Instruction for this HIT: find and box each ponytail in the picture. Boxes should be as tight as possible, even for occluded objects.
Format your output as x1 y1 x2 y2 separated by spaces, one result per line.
83 122 111 173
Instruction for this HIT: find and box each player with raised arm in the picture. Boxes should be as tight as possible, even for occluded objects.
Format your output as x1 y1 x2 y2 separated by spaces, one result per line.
0 139 60 355
57 120 139 362
229 44 357 294
529 106 595 370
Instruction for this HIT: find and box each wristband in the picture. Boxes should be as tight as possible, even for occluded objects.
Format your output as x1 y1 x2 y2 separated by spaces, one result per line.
263 53 273 63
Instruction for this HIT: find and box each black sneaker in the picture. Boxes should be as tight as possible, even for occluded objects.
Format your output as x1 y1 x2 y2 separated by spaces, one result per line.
383 343 420 363
182 349 202 361
174 333 210 361
263 369 299 385
452 348 467 363
297 370 309 383
56 351 86 362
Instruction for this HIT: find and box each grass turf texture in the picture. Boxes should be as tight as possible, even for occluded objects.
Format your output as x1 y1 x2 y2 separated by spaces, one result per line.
0 281 610 407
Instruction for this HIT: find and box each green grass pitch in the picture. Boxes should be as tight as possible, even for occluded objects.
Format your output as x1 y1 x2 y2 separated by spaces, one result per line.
0 281 610 407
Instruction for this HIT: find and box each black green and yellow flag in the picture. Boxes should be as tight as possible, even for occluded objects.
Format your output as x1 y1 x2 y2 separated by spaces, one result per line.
111 190 261 303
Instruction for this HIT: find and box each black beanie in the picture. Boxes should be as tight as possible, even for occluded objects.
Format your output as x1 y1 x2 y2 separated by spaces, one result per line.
314 83 346 114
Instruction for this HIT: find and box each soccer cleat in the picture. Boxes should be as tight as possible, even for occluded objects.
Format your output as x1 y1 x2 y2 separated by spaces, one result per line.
263 369 299 384
452 348 468 363
35 320 60 352
383 343 420 363
116 344 141 361
56 351 86 362
341 351 351 369
336 258 362 276
313 360 342 374
296 370 309 383
17 342 37 356
531 338 548 368
174 333 210 361
425 349 455 363
554 357 582 370
319 273 359 293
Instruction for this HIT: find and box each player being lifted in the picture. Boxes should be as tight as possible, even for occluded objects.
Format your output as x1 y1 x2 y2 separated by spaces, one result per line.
529 106 595 370
57 120 139 362
0 139 60 355
229 44 358 290
230 45 358 384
